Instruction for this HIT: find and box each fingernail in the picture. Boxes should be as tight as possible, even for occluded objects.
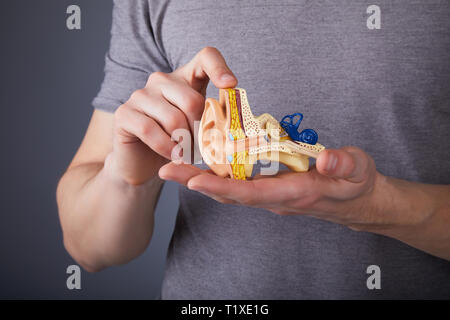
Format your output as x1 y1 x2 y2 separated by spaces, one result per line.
220 74 235 82
326 154 338 173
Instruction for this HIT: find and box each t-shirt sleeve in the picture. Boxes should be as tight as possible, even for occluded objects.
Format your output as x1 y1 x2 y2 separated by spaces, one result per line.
92 0 172 113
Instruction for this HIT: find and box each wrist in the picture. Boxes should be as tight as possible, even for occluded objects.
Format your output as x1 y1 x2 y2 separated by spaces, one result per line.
355 173 438 236
102 152 163 190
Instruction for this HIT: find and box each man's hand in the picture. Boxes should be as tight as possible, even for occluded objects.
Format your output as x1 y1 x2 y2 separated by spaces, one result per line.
159 146 385 228
109 47 237 185
57 47 238 271
159 146 450 261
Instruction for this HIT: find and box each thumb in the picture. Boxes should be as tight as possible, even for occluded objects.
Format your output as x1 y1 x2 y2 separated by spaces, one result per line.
175 47 238 93
316 146 374 183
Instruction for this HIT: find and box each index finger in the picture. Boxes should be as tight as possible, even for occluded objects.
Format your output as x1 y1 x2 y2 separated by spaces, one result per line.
174 47 238 93
187 170 312 207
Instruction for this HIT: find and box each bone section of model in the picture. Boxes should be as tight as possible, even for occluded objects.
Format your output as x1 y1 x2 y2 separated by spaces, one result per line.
198 88 326 180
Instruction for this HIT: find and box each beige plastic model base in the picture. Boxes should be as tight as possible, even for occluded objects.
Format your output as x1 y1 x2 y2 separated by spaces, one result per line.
198 88 325 180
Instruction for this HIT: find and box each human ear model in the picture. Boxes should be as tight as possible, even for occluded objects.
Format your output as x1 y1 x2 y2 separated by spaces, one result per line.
198 88 325 180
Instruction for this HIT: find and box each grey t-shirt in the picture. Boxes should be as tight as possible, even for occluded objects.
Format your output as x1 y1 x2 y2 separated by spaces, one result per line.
93 0 450 299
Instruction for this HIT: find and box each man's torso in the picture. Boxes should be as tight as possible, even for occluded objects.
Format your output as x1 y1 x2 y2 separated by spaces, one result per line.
146 0 450 299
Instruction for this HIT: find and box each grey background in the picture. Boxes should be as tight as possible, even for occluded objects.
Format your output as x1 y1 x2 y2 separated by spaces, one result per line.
0 0 179 299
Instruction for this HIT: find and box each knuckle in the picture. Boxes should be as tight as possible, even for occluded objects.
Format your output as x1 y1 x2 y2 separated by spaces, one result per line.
184 93 204 114
199 46 219 58
344 146 368 163
343 158 357 177
147 71 169 85
357 156 372 177
153 139 171 156
368 155 376 171
342 145 360 153
166 112 186 133
138 120 153 137
152 140 164 153
114 104 128 124
166 114 182 134
360 168 372 183
129 88 148 103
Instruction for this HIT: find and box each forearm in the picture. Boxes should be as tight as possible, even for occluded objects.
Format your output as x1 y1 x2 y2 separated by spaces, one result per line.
57 156 164 272
360 174 450 261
